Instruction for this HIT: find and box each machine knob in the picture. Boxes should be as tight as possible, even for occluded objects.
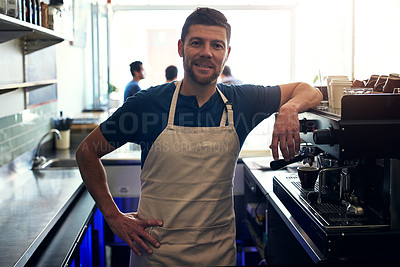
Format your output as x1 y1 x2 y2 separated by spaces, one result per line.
313 128 338 145
299 118 318 134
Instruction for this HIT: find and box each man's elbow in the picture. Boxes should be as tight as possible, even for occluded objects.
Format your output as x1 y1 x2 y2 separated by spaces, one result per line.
75 142 91 166
315 87 323 103
308 85 323 107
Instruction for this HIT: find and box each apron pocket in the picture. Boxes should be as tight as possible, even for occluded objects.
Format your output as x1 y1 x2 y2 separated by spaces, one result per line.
150 219 236 245
150 226 197 245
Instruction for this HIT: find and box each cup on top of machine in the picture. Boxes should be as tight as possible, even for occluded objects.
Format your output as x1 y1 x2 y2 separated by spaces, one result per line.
329 79 352 109
297 166 319 191
326 76 348 108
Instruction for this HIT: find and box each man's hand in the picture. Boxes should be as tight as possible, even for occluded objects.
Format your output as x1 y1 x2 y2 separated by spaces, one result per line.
269 103 300 161
270 82 322 160
105 212 163 256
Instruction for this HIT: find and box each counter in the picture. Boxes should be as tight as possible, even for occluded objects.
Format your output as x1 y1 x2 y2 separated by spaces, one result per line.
242 157 323 263
0 137 145 266
0 150 91 266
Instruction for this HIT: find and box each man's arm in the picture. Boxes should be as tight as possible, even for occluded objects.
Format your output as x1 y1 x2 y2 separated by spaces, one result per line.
76 126 162 256
270 82 323 160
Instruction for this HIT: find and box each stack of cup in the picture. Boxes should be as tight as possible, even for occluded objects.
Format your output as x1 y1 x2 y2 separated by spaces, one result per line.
326 76 349 108
330 79 352 109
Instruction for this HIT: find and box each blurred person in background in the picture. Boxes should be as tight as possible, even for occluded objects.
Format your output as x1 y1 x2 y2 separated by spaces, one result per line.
124 61 145 102
165 65 178 82
220 65 242 85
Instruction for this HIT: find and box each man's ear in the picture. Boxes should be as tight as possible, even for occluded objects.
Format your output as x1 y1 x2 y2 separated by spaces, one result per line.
178 39 184 57
224 46 231 65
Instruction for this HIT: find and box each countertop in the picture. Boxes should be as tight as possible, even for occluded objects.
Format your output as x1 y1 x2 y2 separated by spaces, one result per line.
0 139 143 266
241 157 297 194
242 157 323 263
0 150 85 266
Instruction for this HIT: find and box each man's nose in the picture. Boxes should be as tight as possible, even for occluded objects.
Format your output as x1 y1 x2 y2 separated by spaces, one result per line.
199 43 212 58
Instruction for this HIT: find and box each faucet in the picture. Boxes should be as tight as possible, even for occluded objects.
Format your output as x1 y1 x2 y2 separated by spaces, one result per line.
32 129 62 169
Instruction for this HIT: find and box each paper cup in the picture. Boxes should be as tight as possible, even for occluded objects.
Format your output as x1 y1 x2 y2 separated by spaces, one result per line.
326 76 348 107
330 80 352 109
56 130 70 150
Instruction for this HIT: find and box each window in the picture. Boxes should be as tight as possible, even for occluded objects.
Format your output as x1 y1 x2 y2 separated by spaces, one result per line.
109 4 295 99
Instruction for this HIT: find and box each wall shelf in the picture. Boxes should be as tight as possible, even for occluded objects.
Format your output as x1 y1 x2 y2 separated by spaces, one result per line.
0 79 57 90
0 79 57 95
0 13 63 97
0 13 64 54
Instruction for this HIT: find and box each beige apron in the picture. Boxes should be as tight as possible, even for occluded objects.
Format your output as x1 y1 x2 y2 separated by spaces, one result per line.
130 81 240 266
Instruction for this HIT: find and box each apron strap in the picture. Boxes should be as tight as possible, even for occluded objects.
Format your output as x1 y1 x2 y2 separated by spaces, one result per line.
216 87 234 127
167 80 182 127
167 81 234 128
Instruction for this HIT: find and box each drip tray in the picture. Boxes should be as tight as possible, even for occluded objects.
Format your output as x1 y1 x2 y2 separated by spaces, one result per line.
274 174 388 230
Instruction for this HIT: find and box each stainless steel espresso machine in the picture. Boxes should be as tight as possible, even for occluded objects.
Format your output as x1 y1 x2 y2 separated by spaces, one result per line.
272 94 400 263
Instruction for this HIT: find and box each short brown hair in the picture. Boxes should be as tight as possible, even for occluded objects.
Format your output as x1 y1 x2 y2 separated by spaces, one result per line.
181 7 231 44
130 61 142 77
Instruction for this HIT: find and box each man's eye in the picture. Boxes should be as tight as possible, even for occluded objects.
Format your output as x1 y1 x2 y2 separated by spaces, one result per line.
191 41 200 46
214 43 224 49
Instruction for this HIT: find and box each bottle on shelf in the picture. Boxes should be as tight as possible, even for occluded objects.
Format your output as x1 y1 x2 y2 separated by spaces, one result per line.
19 0 24 20
6 0 19 18
35 0 40 25
30 0 34 23
40 1 48 28
24 0 31 22
0 0 6 15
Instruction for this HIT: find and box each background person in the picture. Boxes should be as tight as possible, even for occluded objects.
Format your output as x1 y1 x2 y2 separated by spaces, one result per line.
220 65 242 85
76 7 322 267
165 65 178 82
124 61 145 102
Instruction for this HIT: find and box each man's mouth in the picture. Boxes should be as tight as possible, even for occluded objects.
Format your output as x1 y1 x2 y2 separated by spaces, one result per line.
194 62 213 69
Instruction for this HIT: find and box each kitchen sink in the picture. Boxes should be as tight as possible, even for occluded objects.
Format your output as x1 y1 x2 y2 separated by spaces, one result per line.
34 157 139 171
36 158 78 170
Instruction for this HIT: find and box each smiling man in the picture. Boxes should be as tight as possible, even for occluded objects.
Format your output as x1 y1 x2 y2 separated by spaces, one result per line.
76 7 322 266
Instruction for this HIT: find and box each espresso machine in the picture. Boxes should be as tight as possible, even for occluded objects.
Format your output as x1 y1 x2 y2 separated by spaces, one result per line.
272 94 400 263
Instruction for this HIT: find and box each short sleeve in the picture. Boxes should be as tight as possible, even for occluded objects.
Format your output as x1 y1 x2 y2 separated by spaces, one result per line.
218 83 281 147
100 94 143 149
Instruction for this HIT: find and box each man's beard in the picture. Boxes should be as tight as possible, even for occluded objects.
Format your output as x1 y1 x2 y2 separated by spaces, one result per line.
182 54 221 85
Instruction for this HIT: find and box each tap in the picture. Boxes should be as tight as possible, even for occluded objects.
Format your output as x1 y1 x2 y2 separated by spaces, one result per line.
32 129 62 169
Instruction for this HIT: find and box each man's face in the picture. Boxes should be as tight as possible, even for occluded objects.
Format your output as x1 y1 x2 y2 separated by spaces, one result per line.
135 66 145 80
178 24 231 85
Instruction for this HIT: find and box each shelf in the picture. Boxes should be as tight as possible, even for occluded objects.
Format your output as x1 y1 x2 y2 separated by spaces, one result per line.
0 79 57 91
0 13 64 54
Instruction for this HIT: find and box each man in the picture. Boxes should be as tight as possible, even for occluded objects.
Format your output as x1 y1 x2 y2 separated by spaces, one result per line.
76 7 322 266
220 65 242 85
165 65 178 82
124 61 145 102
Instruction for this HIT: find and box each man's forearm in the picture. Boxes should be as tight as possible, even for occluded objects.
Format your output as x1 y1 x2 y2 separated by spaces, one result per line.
283 82 323 112
76 151 121 220
270 82 323 160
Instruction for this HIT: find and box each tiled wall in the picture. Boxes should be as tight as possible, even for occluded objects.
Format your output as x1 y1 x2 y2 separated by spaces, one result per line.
0 102 57 167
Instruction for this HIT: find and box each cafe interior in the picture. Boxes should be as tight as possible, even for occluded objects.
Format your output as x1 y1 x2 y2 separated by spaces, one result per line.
0 0 399 266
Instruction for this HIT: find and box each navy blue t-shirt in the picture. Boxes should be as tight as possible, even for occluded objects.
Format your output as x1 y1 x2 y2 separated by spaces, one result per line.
101 82 281 166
